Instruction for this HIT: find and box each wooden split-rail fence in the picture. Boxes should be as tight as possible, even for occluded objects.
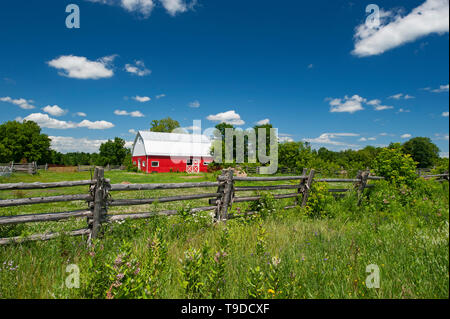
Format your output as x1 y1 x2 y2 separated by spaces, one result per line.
0 168 448 246
0 162 39 175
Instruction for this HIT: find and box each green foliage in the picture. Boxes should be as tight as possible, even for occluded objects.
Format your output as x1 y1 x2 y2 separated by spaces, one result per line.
150 117 180 133
402 137 440 168
0 120 51 164
249 193 277 219
372 147 417 186
304 182 334 218
98 137 129 166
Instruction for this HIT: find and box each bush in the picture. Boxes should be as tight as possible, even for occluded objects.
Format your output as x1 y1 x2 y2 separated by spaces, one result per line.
372 147 417 186
304 182 334 218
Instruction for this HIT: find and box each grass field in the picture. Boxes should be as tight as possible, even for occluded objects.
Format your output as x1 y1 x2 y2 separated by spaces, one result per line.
0 170 448 299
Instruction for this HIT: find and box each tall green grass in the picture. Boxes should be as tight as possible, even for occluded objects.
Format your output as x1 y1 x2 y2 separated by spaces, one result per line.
0 171 448 299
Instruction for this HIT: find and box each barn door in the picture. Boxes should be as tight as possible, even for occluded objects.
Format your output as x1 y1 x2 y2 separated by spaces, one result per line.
186 158 200 174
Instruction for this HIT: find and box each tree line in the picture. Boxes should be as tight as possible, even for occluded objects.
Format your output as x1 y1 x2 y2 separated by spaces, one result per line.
0 118 447 173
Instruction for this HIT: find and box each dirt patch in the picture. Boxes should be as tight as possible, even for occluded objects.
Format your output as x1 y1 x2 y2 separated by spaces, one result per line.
120 181 131 184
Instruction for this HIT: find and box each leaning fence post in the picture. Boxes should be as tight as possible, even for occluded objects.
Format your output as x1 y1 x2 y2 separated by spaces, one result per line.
301 169 315 207
90 167 106 239
214 169 234 221
295 168 308 206
356 170 369 205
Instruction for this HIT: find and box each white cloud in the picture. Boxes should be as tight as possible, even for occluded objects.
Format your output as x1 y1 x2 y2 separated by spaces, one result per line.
368 137 377 141
19 113 114 130
0 96 35 109
189 100 200 108
389 93 415 100
401 133 412 139
78 119 115 130
133 95 151 102
440 152 449 158
47 55 115 79
156 94 166 99
397 108 411 113
88 0 195 18
279 136 294 143
328 95 365 113
425 84 450 93
114 109 145 117
75 112 87 117
359 137 367 142
129 129 138 134
206 110 245 125
442 111 449 117
42 105 67 117
256 118 270 125
22 113 78 129
352 0 449 57
304 133 359 147
307 63 314 69
50 136 108 153
124 60 151 76
159 0 187 16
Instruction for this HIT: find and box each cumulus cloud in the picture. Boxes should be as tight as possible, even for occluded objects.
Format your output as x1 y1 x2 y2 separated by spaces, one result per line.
401 133 412 139
256 119 270 125
352 0 449 57
114 109 145 117
75 112 87 117
133 95 151 102
124 60 151 76
159 0 188 16
47 55 116 79
327 95 394 113
206 110 245 125
328 95 366 113
156 94 166 99
0 96 35 109
42 105 67 117
304 133 359 147
189 100 200 108
442 111 449 117
18 113 114 130
49 136 108 153
129 129 138 134
78 119 115 129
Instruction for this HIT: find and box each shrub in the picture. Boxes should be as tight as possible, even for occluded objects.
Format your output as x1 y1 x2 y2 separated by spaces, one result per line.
372 147 417 186
304 182 334 218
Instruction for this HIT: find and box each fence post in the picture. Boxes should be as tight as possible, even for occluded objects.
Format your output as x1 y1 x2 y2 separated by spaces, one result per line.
90 167 107 240
214 169 234 221
356 170 369 205
301 169 315 207
295 168 308 206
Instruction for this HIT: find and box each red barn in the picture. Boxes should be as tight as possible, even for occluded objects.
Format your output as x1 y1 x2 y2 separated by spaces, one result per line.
131 131 214 173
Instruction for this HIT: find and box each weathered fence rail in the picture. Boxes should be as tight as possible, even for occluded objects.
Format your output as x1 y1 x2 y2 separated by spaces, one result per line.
0 167 448 246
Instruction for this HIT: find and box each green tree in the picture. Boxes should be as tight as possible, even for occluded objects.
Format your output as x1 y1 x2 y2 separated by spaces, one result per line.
402 137 440 168
372 147 417 186
150 117 180 133
98 137 129 166
0 120 51 164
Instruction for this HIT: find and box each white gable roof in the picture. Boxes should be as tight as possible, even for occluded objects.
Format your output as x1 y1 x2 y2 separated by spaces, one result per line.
132 131 213 157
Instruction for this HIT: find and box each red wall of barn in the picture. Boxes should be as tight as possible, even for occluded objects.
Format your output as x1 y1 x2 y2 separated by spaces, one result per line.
132 155 213 173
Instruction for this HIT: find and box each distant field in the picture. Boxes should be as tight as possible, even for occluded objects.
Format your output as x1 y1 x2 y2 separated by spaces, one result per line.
0 170 448 299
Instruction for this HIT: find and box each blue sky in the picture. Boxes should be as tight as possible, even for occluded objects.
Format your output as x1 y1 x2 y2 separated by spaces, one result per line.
0 0 448 156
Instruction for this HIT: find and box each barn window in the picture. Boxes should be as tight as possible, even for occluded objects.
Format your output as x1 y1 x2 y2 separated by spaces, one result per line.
151 161 159 167
186 158 193 165
142 161 146 167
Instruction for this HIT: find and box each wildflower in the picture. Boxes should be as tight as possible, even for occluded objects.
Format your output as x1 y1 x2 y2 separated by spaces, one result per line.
271 256 281 267
268 289 275 294
116 273 125 281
